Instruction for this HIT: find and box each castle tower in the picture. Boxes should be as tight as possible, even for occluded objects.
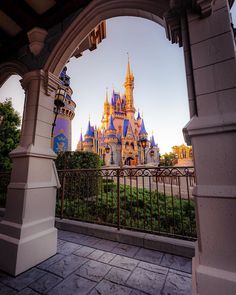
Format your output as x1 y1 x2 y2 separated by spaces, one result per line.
124 58 135 119
104 115 118 165
101 89 110 129
83 119 94 152
53 67 76 153
76 130 83 151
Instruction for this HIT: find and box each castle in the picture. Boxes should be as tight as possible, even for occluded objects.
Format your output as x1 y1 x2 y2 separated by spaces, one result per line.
77 60 160 166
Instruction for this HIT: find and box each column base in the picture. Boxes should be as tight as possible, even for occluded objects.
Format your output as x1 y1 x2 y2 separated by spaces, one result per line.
193 263 236 295
0 227 57 276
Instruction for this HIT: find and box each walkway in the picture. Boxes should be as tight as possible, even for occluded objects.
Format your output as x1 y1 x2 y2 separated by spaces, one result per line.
0 230 192 295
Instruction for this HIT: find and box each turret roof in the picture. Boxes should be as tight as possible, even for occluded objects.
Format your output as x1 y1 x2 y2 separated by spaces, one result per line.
85 120 94 137
107 115 116 131
137 110 141 120
151 135 156 147
139 119 148 136
123 119 134 137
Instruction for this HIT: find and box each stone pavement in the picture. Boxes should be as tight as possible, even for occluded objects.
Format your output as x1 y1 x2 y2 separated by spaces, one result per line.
0 230 192 295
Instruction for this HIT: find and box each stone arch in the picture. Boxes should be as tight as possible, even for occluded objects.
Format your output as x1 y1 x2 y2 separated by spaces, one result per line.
44 0 169 76
0 61 29 87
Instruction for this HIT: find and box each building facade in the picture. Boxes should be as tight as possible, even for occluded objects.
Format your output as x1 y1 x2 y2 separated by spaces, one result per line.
77 60 159 166
172 144 193 166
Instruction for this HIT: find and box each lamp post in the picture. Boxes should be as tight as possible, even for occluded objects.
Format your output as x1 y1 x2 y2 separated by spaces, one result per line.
102 150 106 166
51 87 66 139
140 137 147 165
105 143 114 165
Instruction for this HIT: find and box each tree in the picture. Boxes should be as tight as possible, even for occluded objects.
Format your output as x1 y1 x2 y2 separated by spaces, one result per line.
160 152 176 166
0 99 21 171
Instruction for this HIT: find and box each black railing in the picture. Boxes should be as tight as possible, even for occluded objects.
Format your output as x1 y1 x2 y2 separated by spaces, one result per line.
0 167 196 240
56 166 196 240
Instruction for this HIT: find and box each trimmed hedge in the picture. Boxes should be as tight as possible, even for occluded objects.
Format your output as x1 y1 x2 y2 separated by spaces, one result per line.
55 151 102 170
55 151 102 199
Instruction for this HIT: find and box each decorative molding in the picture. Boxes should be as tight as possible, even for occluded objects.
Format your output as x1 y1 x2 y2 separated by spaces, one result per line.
27 27 48 56
164 0 213 46
193 0 213 18
164 11 182 46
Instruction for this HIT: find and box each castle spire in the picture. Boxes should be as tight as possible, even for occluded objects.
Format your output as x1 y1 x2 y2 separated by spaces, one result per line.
80 128 83 142
139 119 148 137
125 53 133 81
124 55 135 117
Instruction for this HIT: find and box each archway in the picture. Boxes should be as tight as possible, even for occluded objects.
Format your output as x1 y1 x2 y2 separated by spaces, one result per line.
125 156 134 166
0 1 235 294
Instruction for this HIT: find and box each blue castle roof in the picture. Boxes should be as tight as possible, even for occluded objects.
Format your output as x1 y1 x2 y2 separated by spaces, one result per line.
137 111 141 120
85 120 94 137
80 132 83 142
107 115 116 131
122 119 134 137
139 119 147 136
151 135 156 147
111 91 121 106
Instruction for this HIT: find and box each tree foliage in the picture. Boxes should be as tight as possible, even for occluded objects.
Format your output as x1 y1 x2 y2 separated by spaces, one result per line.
160 152 176 166
0 99 21 171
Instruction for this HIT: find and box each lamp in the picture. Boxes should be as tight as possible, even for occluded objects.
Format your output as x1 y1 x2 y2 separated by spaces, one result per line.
150 150 155 157
51 87 66 138
105 145 110 154
140 137 147 149
140 137 147 164
105 143 114 165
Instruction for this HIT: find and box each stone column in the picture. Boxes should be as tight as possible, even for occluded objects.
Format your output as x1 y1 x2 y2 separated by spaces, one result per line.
0 70 61 276
181 0 236 293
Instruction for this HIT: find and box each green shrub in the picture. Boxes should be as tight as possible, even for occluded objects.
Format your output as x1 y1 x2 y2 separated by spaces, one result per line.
55 151 101 200
55 151 101 170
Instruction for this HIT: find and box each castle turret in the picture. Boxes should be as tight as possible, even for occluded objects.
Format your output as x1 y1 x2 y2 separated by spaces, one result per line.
139 118 148 139
124 58 135 119
83 119 94 152
76 130 83 151
53 67 76 153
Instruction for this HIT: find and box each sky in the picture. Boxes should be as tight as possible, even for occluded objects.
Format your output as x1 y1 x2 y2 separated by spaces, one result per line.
1 5 236 154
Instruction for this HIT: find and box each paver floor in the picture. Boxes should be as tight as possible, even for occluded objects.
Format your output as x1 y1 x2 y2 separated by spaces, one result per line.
0 230 192 295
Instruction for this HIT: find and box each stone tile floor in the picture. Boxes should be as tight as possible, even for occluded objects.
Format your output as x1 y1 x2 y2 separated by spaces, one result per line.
0 230 192 295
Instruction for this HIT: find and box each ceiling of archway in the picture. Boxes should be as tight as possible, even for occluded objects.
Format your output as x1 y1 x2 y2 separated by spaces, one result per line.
0 0 92 64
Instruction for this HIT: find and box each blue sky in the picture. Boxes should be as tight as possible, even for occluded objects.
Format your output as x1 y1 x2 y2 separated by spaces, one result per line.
1 5 236 153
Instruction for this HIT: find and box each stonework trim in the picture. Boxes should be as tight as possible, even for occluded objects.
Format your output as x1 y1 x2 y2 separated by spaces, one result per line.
193 184 236 198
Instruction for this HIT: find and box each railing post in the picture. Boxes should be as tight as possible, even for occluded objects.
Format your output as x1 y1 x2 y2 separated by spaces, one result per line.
117 169 120 230
60 172 66 219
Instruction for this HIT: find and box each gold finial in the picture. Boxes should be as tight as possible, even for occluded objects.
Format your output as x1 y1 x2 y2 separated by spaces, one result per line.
125 52 133 80
142 111 144 118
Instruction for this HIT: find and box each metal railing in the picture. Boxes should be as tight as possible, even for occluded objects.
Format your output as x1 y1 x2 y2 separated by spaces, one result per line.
56 166 196 240
0 167 196 240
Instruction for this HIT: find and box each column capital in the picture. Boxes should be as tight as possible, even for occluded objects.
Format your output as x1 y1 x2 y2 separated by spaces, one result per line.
20 70 61 97
20 69 45 90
